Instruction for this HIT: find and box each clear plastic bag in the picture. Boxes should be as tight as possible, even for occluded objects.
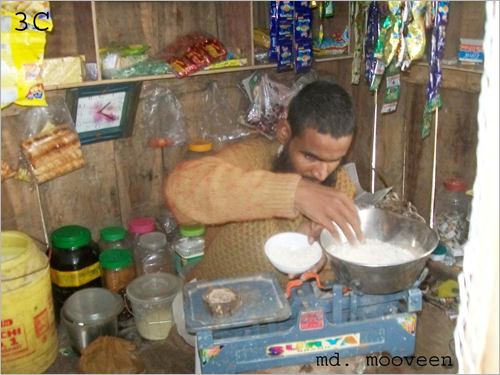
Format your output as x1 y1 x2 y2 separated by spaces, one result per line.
143 86 188 148
17 96 84 184
240 73 294 139
202 81 250 143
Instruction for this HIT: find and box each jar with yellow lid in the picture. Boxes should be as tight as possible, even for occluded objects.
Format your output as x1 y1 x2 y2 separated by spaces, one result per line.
184 140 215 161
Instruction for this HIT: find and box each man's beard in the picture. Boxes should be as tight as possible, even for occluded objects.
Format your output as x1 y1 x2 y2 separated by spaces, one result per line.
272 144 338 187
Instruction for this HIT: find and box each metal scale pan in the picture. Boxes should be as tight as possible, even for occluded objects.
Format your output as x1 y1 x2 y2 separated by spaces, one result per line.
183 273 291 333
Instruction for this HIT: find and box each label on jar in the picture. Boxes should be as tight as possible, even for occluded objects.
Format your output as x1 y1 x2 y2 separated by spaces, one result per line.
50 262 101 288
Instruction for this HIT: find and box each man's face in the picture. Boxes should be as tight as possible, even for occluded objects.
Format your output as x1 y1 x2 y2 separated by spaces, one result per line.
274 124 352 184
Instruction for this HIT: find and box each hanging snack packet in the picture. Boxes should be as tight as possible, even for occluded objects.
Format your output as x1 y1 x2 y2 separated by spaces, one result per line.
293 2 312 73
381 63 401 114
365 2 380 86
269 1 279 62
405 2 427 63
276 1 294 72
324 1 335 18
1 14 47 108
18 97 84 184
351 1 369 84
422 2 449 138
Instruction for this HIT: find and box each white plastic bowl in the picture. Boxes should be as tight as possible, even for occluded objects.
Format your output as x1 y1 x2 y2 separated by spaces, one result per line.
264 232 323 275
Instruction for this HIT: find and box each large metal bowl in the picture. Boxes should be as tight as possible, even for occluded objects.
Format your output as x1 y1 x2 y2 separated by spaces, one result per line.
320 208 438 294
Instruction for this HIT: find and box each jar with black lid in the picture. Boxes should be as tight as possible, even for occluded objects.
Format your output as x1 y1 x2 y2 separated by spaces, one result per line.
50 225 101 322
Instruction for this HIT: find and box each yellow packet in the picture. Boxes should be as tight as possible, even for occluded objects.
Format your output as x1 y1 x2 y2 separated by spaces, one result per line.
1 1 53 32
1 14 47 108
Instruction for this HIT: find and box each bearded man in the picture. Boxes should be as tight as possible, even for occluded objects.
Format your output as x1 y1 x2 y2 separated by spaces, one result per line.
164 80 364 288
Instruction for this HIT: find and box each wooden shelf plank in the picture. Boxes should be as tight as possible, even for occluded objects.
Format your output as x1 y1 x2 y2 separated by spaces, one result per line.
44 55 355 91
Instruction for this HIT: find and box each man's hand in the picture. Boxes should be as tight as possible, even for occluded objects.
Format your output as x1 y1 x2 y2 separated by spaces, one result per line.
294 179 364 244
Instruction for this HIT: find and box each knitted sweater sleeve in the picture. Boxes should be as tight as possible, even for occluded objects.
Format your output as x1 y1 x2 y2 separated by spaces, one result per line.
164 139 302 225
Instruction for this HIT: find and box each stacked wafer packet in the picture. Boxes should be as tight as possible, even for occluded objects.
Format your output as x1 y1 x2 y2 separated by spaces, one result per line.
16 97 84 184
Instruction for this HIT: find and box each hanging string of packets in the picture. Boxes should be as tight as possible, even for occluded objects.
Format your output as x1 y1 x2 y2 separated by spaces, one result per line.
352 1 449 129
422 2 449 138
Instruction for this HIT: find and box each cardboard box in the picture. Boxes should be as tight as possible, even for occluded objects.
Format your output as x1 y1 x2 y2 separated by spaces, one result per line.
459 39 484 64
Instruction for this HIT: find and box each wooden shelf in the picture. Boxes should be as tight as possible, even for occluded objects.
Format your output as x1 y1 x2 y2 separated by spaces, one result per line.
44 55 355 91
414 61 484 75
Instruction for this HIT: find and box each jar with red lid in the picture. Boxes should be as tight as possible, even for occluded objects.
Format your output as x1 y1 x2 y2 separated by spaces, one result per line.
435 178 471 245
127 217 155 247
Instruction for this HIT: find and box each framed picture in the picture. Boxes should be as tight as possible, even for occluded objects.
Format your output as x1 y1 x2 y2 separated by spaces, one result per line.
66 82 142 145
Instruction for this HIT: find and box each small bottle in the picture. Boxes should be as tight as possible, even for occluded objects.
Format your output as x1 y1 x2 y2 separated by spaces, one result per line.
98 226 130 253
435 178 470 245
184 140 214 162
173 224 205 274
135 232 175 276
99 248 136 320
127 217 155 247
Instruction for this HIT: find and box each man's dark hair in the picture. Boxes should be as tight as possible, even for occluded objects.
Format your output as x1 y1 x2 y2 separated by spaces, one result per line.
287 80 355 138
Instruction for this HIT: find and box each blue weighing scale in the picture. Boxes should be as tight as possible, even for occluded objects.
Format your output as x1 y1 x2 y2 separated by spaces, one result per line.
184 273 422 374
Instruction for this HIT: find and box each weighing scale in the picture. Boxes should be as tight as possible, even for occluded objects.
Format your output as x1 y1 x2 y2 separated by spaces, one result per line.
184 272 423 374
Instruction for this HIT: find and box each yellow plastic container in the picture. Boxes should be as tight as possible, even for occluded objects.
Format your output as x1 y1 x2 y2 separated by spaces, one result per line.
1 231 58 374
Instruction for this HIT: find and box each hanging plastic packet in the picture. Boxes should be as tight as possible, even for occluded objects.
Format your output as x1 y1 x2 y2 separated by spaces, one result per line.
422 2 449 138
396 1 411 67
381 62 401 113
317 1 325 50
276 1 294 72
325 1 335 18
404 1 427 67
294 2 313 73
351 2 370 84
269 1 279 62
374 1 402 66
1 14 47 108
365 2 380 86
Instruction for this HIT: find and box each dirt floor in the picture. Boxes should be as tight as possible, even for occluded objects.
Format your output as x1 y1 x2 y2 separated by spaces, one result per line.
45 301 457 374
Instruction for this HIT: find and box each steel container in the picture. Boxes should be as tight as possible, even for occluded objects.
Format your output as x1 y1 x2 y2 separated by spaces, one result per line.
320 208 438 294
61 288 123 353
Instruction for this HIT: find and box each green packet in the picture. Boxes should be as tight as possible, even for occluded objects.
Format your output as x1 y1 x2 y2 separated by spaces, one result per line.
99 44 150 56
382 63 401 114
421 94 443 138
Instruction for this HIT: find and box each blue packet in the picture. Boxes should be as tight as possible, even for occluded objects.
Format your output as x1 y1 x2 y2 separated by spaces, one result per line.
269 1 280 62
278 1 294 21
278 21 293 41
277 42 294 71
294 15 312 40
294 40 313 73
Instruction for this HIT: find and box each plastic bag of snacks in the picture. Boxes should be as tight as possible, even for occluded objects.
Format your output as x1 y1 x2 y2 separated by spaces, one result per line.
1 13 48 108
16 97 84 184
143 85 188 148
313 27 349 57
240 73 294 139
1 1 53 31
158 32 227 77
100 44 150 79
202 81 250 143
109 59 172 79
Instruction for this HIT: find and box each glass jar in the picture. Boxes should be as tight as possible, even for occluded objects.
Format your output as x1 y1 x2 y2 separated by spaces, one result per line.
135 232 175 276
50 225 102 322
156 209 178 244
184 140 214 161
126 273 182 341
435 178 470 245
127 217 155 247
173 224 205 274
98 226 131 253
99 248 136 320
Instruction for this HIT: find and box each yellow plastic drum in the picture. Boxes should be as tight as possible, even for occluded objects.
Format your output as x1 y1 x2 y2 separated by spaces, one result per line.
1 231 58 374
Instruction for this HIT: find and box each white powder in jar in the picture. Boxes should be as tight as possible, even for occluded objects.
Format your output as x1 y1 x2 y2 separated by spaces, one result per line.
136 308 173 341
269 245 319 268
326 239 417 266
